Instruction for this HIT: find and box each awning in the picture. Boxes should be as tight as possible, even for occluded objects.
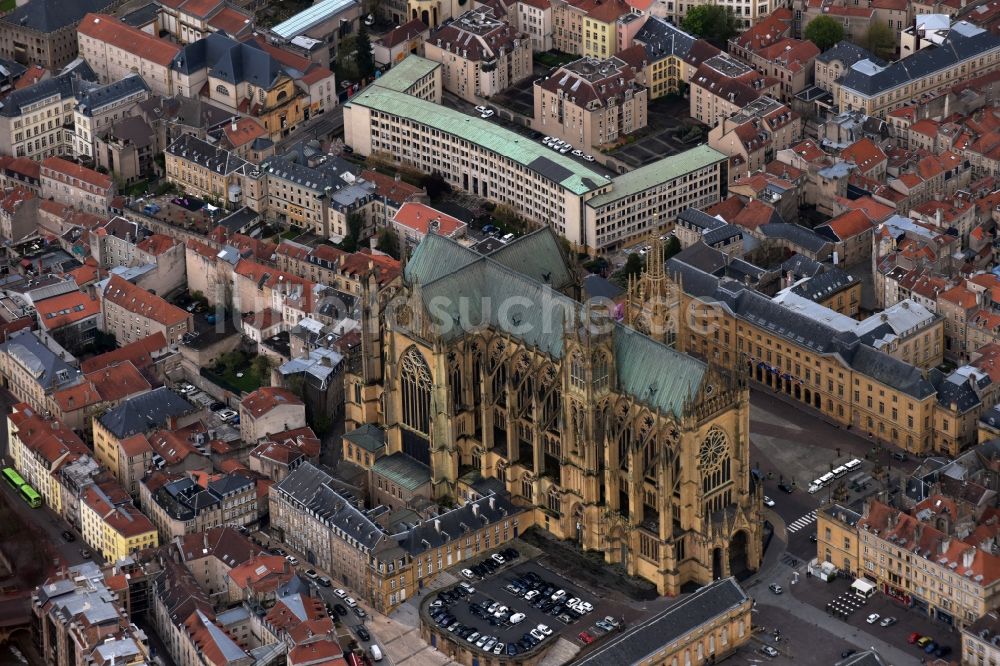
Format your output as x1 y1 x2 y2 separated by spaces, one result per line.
852 578 876 595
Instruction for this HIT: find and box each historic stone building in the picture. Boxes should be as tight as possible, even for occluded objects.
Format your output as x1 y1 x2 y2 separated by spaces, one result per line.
344 230 762 595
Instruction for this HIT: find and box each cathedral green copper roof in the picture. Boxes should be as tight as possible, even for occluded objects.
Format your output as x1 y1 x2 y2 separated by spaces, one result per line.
370 56 439 92
403 231 707 418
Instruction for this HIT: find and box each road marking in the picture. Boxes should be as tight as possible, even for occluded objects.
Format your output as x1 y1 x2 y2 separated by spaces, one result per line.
786 511 816 533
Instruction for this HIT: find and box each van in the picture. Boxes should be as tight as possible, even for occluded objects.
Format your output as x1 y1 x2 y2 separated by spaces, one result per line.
832 465 848 478
369 645 383 662
844 458 862 471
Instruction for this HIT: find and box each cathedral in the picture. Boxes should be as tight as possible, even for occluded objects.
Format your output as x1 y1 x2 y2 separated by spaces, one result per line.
344 229 762 595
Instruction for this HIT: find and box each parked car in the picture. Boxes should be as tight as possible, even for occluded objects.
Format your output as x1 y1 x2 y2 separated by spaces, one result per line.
760 646 779 657
345 597 358 608
583 154 596 162
866 613 880 624
354 625 370 642
285 555 298 566
474 106 487 113
778 482 794 494
763 496 776 507
769 584 782 595
459 582 475 595
579 631 595 644
935 646 951 658
61 530 76 542
333 604 347 616
571 149 584 157
354 607 367 619
879 617 896 627
334 589 347 598
482 224 498 235
217 408 238 422
908 632 921 644
509 612 526 624
481 109 495 118
916 636 933 648
892 452 908 462
491 553 505 565
317 576 331 587
924 642 938 654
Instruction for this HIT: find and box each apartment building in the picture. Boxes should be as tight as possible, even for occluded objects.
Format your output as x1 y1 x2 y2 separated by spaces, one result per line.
0 65 97 160
7 403 88 514
708 96 801 187
140 470 257 540
964 612 1000 666
423 8 532 103
258 154 376 239
92 387 198 494
71 75 152 163
858 498 1000 628
100 275 193 346
48 360 152 432
0 0 114 71
533 55 648 151
690 53 780 127
33 562 151 666
581 0 631 58
584 145 725 252
0 328 82 414
517 0 552 51
815 503 862 577
733 36 818 103
240 387 307 443
837 21 1000 118
390 201 467 248
165 134 264 212
40 157 114 215
157 0 254 44
632 17 697 99
80 480 159 561
77 14 181 97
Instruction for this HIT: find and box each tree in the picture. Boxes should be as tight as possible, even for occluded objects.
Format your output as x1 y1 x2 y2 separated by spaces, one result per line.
355 22 375 79
804 16 845 52
377 226 400 259
339 213 365 252
861 21 895 60
251 355 271 386
663 235 681 260
681 5 739 48
420 172 452 200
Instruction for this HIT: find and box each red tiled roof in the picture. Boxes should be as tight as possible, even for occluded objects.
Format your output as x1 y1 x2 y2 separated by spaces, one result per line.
136 233 177 256
207 6 252 34
788 140 826 163
78 14 181 67
40 156 112 190
81 482 156 538
81 332 168 373
823 209 874 241
731 7 793 50
392 202 467 236
35 290 99 331
8 403 87 465
12 65 46 91
241 387 304 418
377 18 429 48
939 284 979 308
843 196 894 222
841 138 886 173
102 275 190 326
223 117 267 148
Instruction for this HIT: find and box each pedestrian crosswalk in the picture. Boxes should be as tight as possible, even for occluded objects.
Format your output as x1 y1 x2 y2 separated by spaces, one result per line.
786 510 816 533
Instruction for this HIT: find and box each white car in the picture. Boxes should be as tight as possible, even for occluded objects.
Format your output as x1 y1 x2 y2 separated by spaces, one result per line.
537 624 553 636
571 149 584 157
543 136 554 144
481 109 495 118
576 601 593 613
509 612 526 624
530 628 545 641
334 589 347 598
493 605 508 618
808 484 822 494
866 613 880 624
345 597 358 608
559 145 572 154
474 105 487 113
217 408 238 422
491 553 505 565
461 568 475 579
285 555 299 566
764 496 775 507
583 154 595 162
761 645 779 657
460 582 475 594
524 590 539 601
551 589 566 602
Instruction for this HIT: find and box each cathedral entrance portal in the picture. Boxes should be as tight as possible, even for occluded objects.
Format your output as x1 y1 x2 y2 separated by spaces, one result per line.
712 547 723 580
729 530 751 579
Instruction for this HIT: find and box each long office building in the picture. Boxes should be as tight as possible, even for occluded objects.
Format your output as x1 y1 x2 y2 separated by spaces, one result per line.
344 55 726 254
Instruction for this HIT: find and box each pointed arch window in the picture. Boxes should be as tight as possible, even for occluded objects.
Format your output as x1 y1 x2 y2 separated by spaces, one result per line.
592 352 609 392
570 352 586 389
401 347 431 435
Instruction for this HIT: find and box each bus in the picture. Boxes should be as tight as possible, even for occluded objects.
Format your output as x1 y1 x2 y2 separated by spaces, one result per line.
18 484 41 508
2 467 25 490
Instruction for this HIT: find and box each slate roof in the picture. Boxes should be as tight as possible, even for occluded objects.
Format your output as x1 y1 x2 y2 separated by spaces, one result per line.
790 267 857 301
372 452 431 491
573 578 749 665
780 254 823 279
274 462 385 552
394 492 521 555
75 74 150 117
0 0 112 33
343 423 386 453
667 262 935 399
171 33 286 87
98 386 196 439
839 22 1000 97
0 329 82 392
758 223 830 254
634 16 695 61
582 273 624 301
0 70 96 118
816 40 880 67
405 233 707 418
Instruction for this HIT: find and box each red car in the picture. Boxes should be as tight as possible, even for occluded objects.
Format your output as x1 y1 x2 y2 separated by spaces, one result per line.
908 632 921 644
579 632 595 645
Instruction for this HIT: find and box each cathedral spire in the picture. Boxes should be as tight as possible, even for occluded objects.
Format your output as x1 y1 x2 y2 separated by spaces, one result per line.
647 232 665 281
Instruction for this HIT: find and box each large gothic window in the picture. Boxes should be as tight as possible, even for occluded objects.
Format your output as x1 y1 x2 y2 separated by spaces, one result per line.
401 347 431 435
593 352 609 392
570 352 585 389
699 427 732 496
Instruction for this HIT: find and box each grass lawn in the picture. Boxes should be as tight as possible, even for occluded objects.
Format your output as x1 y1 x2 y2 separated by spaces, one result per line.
0 0 15 12
533 51 576 68
206 351 267 393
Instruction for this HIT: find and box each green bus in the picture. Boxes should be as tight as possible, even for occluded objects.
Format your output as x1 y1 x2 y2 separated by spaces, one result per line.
2 467 25 490
18 484 41 508
2 467 42 507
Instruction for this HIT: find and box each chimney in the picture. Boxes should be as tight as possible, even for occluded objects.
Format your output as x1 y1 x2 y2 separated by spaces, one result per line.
963 546 976 569
434 519 441 532
941 537 952 555
232 118 238 132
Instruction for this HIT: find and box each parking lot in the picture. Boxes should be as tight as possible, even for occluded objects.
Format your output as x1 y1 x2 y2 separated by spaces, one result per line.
606 96 701 168
427 551 623 658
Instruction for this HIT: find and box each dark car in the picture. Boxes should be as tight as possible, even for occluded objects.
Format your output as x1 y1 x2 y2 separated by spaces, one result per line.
333 604 347 616
210 402 226 411
61 530 76 542
935 646 951 658
778 482 794 494
504 548 519 560
354 606 367 619
354 625 371 642
892 452 908 462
